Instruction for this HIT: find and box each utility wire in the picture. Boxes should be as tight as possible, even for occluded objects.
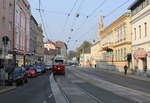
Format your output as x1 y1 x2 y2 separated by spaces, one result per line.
60 0 79 34
73 0 107 35
105 0 130 17
74 0 130 47
88 0 106 18
69 0 85 34
66 0 85 43
69 0 79 16
38 0 50 40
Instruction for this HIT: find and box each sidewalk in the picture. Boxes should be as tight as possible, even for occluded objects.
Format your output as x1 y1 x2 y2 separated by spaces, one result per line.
77 66 150 82
0 86 16 94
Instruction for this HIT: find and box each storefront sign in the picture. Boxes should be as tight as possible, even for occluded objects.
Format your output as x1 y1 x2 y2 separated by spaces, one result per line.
134 48 147 59
80 56 84 58
103 52 113 55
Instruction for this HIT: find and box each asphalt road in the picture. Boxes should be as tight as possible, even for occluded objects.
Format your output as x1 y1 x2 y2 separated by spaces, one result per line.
54 67 134 103
0 72 55 103
76 67 150 94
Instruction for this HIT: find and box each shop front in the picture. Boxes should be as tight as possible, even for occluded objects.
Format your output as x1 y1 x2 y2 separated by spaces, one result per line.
133 48 147 73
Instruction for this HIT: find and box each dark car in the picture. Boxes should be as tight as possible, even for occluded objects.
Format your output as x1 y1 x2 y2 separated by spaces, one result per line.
8 67 28 86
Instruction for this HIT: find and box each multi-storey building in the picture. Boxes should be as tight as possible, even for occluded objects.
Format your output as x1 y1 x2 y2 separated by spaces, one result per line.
44 40 58 65
55 41 68 58
35 25 44 64
129 0 150 75
0 0 15 58
28 15 38 64
90 41 101 67
14 0 31 66
99 13 132 72
0 0 31 66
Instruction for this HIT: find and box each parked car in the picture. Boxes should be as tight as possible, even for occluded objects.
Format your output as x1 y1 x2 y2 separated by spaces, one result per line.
25 67 38 78
8 67 28 86
45 65 52 71
35 66 46 74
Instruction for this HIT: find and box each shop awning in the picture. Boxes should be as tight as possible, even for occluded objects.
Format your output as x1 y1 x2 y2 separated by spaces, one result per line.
134 48 147 59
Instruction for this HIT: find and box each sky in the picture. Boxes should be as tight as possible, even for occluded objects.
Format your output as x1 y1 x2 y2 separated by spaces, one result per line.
28 0 135 50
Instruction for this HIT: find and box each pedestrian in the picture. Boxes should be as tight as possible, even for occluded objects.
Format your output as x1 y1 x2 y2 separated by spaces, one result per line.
95 64 96 68
124 65 128 75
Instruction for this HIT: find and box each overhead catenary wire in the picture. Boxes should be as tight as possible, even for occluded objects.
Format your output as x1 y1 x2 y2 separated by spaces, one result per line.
105 0 130 17
38 0 50 40
68 0 85 35
72 0 107 35
74 0 130 47
60 0 79 34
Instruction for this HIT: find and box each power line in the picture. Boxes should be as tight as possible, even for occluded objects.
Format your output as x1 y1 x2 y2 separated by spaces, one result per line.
68 0 85 35
68 0 79 16
38 0 50 40
105 0 130 17
88 0 106 18
74 0 130 49
72 0 107 36
60 0 79 34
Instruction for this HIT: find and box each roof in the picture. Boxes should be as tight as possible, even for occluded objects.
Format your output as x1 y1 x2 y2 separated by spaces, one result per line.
44 48 60 55
55 41 67 49
128 0 144 10
44 40 56 46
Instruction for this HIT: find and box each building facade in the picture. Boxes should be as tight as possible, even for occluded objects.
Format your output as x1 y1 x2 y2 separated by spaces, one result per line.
99 13 132 72
129 0 150 75
55 41 67 58
14 0 31 66
35 25 44 64
28 15 38 64
90 41 101 67
0 0 15 58
44 40 58 65
0 0 31 66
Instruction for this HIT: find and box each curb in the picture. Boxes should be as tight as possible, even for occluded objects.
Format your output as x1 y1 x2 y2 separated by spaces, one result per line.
0 86 16 94
49 74 68 103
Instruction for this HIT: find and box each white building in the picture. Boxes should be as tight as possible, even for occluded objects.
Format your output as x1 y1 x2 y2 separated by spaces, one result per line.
129 0 150 76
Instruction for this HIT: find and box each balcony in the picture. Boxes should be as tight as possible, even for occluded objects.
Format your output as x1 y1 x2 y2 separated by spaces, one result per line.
102 42 114 50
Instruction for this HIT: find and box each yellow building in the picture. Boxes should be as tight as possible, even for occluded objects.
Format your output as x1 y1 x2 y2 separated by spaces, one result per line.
99 13 132 72
80 53 91 67
90 41 102 67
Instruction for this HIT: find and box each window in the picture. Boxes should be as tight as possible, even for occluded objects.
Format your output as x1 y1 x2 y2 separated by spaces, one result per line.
144 22 147 36
124 48 126 60
134 28 136 40
115 50 117 61
120 48 123 60
118 49 120 61
3 0 6 9
139 25 141 39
